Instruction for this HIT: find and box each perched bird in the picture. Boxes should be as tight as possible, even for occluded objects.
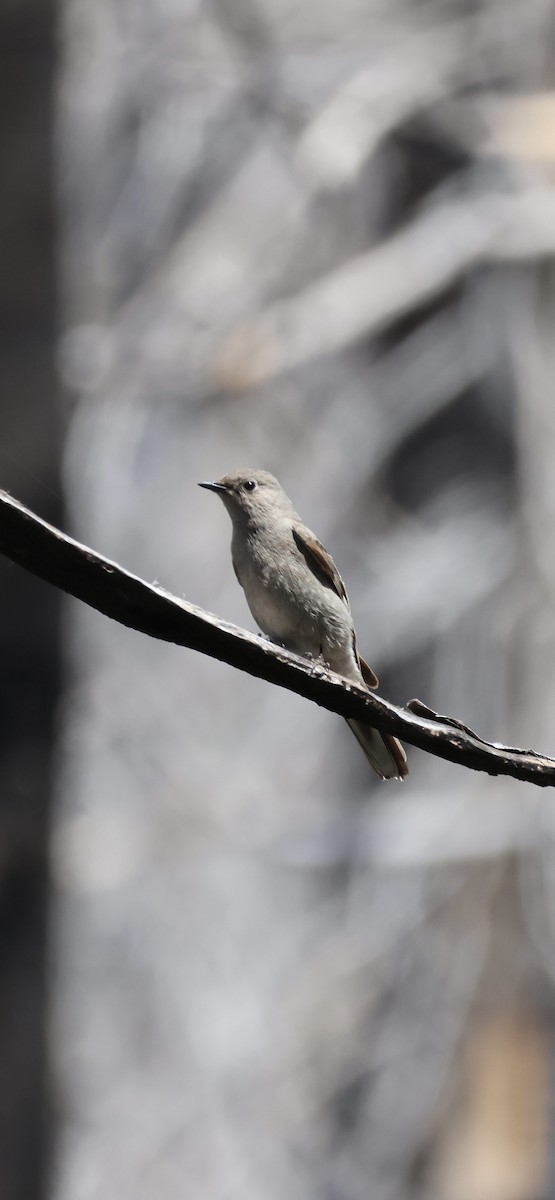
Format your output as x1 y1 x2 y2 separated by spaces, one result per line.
199 469 408 780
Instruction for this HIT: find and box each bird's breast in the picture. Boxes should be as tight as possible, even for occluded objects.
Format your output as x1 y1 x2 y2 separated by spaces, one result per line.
231 524 345 657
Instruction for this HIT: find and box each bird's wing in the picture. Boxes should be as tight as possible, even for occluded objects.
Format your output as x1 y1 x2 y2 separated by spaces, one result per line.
358 655 379 689
293 524 350 607
293 524 379 689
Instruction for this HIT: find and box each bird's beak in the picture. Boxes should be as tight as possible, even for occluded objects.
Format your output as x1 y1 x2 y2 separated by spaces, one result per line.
198 480 228 493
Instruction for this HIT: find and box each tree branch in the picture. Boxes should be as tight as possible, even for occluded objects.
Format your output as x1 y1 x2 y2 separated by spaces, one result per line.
216 178 555 391
1 488 554 786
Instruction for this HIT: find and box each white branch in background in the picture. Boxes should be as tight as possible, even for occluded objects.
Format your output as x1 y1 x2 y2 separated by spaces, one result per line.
296 25 461 187
217 178 555 389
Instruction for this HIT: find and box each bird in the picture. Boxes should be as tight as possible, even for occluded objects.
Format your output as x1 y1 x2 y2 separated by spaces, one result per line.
199 469 408 780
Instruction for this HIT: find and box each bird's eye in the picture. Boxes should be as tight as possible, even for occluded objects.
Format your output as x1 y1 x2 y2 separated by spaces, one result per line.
243 479 257 491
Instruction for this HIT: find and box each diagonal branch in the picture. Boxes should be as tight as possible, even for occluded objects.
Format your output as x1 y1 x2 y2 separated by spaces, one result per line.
217 178 555 390
1 488 554 786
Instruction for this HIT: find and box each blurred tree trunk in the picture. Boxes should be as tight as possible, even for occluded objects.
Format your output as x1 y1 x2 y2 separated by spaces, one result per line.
0 1 59 1197
433 1009 549 1200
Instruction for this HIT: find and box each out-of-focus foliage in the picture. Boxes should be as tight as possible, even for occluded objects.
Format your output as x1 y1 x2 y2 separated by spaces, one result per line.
54 1 555 1197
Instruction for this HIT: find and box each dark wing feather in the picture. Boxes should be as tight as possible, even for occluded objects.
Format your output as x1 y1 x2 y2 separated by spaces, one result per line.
293 524 380 688
292 525 350 607
359 655 379 689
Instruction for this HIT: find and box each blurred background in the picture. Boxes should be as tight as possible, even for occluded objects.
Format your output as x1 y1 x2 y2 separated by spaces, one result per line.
3 0 555 1196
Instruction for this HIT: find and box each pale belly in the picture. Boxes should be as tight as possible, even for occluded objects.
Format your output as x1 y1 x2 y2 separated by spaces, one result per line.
238 557 360 679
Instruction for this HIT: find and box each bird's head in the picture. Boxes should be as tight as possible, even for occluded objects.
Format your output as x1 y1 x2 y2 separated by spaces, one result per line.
199 469 292 524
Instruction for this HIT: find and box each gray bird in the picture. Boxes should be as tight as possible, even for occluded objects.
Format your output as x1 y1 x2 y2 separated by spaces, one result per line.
199 469 408 780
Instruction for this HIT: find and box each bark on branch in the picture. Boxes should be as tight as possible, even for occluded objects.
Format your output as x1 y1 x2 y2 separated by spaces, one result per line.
1 488 554 786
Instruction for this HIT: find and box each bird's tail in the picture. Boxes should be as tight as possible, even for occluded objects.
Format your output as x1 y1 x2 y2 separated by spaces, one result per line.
346 720 409 780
